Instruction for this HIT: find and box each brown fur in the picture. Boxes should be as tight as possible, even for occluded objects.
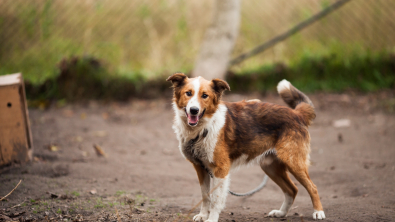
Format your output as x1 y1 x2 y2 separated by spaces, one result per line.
279 83 316 126
192 162 208 185
210 129 231 178
220 101 309 163
198 78 222 118
213 99 322 211
166 74 230 120
261 155 298 201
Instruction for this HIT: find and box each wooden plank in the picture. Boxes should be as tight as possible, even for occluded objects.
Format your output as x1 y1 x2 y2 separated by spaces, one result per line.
0 73 31 165
19 74 33 152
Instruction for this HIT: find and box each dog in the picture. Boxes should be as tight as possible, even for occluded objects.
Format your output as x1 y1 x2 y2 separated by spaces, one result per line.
167 73 325 221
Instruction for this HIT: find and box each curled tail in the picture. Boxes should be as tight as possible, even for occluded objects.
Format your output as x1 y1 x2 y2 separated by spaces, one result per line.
277 79 316 126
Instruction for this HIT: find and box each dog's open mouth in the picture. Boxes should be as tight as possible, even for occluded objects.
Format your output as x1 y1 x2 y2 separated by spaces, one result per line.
185 108 205 126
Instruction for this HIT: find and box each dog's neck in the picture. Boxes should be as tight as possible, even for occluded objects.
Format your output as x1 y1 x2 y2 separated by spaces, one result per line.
172 102 228 163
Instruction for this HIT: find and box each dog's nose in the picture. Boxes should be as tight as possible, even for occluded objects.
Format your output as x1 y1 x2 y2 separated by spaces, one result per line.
190 106 199 115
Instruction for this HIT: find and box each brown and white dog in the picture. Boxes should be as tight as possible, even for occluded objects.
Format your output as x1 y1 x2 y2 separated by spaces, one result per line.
167 73 325 222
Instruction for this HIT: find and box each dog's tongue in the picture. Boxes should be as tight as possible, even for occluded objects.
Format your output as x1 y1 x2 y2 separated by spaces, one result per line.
188 115 199 125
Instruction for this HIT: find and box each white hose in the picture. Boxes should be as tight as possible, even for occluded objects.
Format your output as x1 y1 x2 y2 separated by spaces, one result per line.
228 175 269 196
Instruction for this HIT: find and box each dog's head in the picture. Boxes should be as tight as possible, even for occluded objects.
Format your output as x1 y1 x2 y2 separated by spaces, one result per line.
167 73 230 127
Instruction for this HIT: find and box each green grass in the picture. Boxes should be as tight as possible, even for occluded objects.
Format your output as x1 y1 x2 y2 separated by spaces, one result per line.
94 198 107 209
115 190 126 196
71 191 80 197
93 198 122 209
228 49 395 93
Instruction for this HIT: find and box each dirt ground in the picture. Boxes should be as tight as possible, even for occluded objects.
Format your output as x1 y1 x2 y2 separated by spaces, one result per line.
1 92 395 222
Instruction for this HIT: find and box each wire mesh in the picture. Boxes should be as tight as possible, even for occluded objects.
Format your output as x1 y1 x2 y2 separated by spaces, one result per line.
0 0 394 83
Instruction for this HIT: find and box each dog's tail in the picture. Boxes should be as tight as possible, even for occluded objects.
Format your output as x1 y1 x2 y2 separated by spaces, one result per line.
277 79 316 126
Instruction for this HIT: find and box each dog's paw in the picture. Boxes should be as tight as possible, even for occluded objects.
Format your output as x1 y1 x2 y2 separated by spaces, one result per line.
313 210 326 220
268 210 287 217
193 213 208 222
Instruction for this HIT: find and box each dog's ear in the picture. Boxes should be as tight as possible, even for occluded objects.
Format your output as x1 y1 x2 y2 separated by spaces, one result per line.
166 73 187 88
211 78 230 96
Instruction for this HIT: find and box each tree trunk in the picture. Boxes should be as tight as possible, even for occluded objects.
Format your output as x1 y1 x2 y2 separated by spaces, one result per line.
192 0 240 80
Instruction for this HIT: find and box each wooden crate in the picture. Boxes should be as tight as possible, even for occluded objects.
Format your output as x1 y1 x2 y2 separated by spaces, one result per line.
0 73 33 166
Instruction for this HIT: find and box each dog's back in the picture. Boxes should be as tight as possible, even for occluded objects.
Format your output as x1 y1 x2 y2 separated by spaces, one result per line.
223 101 308 156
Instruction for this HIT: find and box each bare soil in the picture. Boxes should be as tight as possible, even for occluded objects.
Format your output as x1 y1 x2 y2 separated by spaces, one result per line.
1 92 395 222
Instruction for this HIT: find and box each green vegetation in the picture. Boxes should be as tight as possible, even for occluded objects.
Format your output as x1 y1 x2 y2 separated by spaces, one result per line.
93 196 134 209
94 198 106 209
115 190 126 196
71 191 80 197
31 203 48 214
228 50 395 93
0 1 394 101
21 51 395 103
0 0 196 84
32 205 39 211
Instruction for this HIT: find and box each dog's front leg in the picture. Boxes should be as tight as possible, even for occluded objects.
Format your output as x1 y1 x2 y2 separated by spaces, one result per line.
192 164 211 221
207 174 230 222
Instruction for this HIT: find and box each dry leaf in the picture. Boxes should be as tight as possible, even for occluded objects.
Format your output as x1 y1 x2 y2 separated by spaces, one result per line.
49 145 59 152
90 189 97 195
93 144 106 157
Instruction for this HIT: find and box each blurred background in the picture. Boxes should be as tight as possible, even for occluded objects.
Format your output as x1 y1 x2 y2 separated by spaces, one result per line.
1 0 395 101
1 2 395 221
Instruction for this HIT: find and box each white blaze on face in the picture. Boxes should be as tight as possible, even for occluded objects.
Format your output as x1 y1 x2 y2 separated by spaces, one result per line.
187 77 201 114
186 77 201 126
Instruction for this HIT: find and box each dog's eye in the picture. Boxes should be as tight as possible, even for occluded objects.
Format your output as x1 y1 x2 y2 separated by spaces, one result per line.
186 91 192 96
202 94 208 99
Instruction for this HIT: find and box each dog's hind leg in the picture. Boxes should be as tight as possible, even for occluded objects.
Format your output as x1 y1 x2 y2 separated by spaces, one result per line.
260 155 298 218
192 163 211 222
275 140 325 220
286 162 325 220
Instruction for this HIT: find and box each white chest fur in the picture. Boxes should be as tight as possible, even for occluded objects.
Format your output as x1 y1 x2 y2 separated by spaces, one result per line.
172 103 227 164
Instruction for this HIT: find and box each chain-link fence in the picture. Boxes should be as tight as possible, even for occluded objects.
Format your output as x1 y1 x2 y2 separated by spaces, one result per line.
1 0 394 84
235 0 395 71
